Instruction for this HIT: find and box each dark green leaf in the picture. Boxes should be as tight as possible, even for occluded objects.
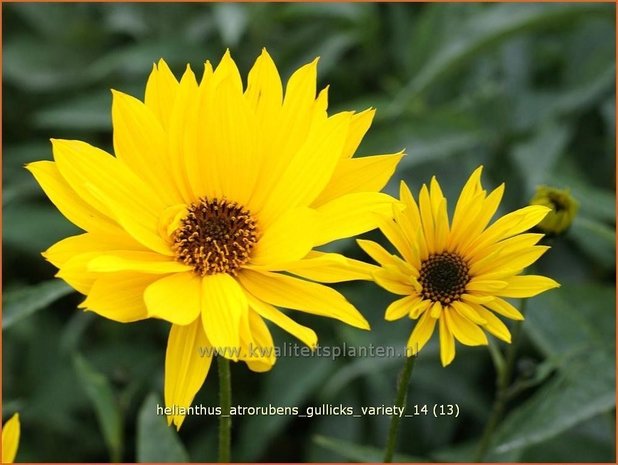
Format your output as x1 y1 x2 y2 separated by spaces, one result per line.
136 393 189 462
73 353 124 462
2 280 73 329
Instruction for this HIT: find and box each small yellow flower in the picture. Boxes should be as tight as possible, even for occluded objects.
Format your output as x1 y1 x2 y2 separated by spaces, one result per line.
2 413 20 463
27 49 403 429
359 167 560 366
530 185 578 235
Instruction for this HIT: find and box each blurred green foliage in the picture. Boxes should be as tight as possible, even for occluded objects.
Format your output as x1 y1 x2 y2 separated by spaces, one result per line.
2 2 615 462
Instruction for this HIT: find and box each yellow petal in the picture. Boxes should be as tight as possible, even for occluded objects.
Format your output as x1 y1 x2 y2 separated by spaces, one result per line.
430 301 443 319
374 272 415 296
497 275 560 298
466 279 508 292
277 251 378 283
167 65 200 202
44 232 144 269
144 271 201 325
51 139 171 256
25 161 119 235
111 90 183 203
145 58 179 131
407 310 437 355
238 269 369 330
201 273 248 358
240 310 276 372
450 300 487 324
2 413 19 463
313 192 400 246
88 251 191 274
483 298 524 321
245 48 283 116
444 308 488 346
247 292 317 348
165 320 212 430
341 108 375 158
439 315 456 366
418 184 436 253
259 111 352 227
429 177 449 252
409 299 432 319
251 208 318 266
80 272 156 322
385 295 420 321
357 239 399 268
375 213 416 265
313 152 404 205
472 304 512 342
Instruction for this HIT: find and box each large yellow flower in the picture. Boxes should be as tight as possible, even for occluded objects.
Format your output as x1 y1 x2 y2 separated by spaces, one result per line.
27 49 403 428
358 167 560 366
2 413 20 463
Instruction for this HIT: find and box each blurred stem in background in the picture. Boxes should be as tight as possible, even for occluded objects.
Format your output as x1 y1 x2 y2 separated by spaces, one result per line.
383 353 417 462
474 299 528 462
218 357 232 463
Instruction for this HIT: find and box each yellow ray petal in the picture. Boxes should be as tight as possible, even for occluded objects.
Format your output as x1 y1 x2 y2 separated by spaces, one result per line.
341 108 375 158
238 269 369 330
466 279 508 293
88 251 191 274
375 213 417 265
450 300 487 324
385 295 421 321
247 292 317 348
357 239 400 269
407 310 437 356
274 251 378 283
51 139 171 256
80 272 156 322
144 271 201 325
470 246 549 277
201 273 248 358
314 192 400 246
145 58 179 131
2 413 20 463
409 299 432 319
165 320 213 430
472 304 512 342
240 310 276 372
429 177 449 252
167 65 200 202
444 308 488 346
313 152 404 205
374 272 415 296
111 90 183 203
484 297 524 321
250 208 318 266
497 275 560 298
259 111 352 227
44 232 144 269
439 315 456 366
245 48 283 115
25 161 120 235
418 184 436 253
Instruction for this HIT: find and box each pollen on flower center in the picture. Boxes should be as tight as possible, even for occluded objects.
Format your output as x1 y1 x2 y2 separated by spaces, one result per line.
173 198 258 276
419 252 470 305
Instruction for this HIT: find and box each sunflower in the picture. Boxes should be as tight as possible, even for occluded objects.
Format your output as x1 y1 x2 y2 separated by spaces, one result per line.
2 413 20 463
358 167 560 366
27 49 403 428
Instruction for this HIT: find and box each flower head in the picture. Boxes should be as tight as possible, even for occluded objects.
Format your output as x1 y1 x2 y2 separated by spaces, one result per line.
2 413 20 463
358 167 560 366
27 49 403 428
529 185 578 235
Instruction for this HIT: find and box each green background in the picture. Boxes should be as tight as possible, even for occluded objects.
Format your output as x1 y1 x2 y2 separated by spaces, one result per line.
2 2 616 462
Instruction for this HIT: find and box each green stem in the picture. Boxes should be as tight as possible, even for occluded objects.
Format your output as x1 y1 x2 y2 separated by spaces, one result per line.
474 299 528 462
218 357 232 463
383 354 417 462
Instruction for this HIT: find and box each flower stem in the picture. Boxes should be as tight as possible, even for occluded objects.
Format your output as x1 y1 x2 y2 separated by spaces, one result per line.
383 354 417 462
474 300 528 462
218 356 232 463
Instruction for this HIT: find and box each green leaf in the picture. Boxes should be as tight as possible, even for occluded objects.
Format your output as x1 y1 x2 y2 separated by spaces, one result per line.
569 217 616 269
73 353 124 462
313 434 424 462
493 350 615 453
136 393 189 463
386 3 613 117
236 356 334 461
2 280 73 329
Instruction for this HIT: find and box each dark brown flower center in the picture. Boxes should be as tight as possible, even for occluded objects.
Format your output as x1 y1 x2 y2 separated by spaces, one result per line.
173 198 258 276
419 252 470 305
